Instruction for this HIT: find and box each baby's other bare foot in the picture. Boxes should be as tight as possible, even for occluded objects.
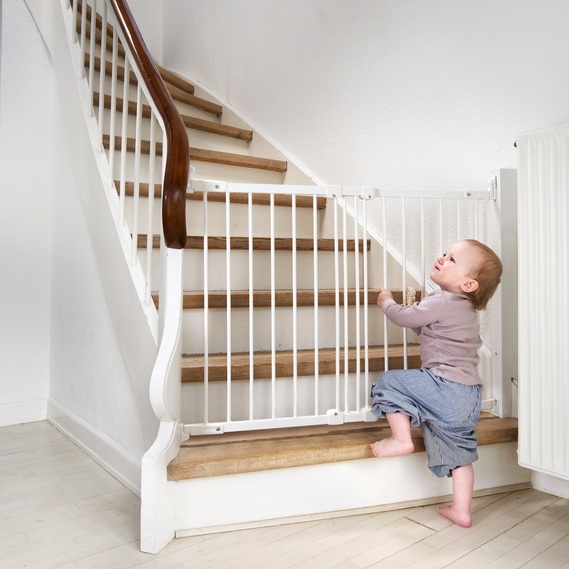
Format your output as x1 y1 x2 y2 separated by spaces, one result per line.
437 505 472 528
369 437 414 458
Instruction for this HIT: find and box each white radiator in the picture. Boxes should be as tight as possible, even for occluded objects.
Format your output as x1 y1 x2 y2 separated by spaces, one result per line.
517 125 569 480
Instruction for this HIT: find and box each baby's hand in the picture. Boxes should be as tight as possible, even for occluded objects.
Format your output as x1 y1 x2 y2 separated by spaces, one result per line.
377 289 394 309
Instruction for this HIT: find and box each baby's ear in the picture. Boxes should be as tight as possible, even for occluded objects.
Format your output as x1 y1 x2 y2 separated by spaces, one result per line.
461 279 479 293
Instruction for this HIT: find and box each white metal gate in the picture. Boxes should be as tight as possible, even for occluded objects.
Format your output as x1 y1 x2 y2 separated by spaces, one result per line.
182 179 501 435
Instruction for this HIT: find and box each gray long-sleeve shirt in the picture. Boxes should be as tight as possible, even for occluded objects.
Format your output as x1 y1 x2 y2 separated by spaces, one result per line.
382 289 482 386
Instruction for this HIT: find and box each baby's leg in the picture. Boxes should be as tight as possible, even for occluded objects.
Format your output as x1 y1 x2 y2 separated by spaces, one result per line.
437 464 474 528
370 412 414 457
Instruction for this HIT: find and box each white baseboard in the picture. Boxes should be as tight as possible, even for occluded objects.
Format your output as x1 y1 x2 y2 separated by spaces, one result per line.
531 471 569 500
47 399 142 496
0 399 47 427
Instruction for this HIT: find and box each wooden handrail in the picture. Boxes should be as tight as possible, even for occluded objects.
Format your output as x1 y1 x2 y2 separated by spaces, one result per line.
108 0 189 249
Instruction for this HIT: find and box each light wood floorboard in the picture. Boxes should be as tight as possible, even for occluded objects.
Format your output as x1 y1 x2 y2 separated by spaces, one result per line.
2 421 569 568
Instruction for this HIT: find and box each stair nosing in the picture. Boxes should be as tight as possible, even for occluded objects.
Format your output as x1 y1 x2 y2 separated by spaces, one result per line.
152 288 416 309
137 234 371 252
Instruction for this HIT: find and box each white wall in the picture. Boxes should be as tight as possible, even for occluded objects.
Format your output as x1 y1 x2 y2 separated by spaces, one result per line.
48 91 148 466
127 0 163 60
162 0 569 192
0 0 155 492
0 0 52 425
23 0 159 481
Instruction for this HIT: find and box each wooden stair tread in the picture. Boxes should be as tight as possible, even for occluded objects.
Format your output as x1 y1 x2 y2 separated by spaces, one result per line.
167 415 519 480
181 344 421 382
191 148 287 172
166 85 223 116
138 234 370 252
93 92 247 139
155 288 415 309
156 65 197 97
85 54 193 95
181 115 252 141
85 54 223 115
103 135 287 172
121 182 326 209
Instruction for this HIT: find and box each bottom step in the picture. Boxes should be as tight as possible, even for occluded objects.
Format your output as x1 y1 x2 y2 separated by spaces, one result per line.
168 414 518 481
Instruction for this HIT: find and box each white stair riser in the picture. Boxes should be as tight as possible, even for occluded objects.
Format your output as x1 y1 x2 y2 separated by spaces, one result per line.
182 372 374 424
181 304 388 353
105 149 284 192
124 196 318 237
144 249 365 291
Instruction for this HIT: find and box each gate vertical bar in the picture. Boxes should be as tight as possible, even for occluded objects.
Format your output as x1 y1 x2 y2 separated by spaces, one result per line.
333 198 341 410
342 202 349 412
248 192 255 420
362 196 370 405
292 194 298 416
270 194 276 418
225 192 232 422
313 194 320 415
401 197 408 368
203 192 210 425
382 196 389 371
353 196 361 411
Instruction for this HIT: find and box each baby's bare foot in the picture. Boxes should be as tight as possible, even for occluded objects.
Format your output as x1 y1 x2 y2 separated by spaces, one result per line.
369 437 414 458
437 505 472 528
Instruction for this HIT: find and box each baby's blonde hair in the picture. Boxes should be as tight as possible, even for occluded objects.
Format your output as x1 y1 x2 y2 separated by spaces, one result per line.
463 239 503 310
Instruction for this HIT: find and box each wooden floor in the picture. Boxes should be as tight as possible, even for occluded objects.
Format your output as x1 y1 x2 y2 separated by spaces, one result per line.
2 423 569 569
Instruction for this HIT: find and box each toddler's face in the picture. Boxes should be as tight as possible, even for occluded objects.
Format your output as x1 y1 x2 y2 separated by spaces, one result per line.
430 241 480 295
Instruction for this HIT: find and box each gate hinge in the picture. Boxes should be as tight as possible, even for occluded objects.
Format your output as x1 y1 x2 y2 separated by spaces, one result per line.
182 423 225 436
326 409 344 425
487 175 498 200
189 179 228 193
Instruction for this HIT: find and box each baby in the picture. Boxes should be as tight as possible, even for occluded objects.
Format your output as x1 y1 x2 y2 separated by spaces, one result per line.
370 239 502 527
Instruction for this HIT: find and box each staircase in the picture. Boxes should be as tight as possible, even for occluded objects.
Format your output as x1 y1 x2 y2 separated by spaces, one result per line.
53 0 526 554
80 2 425 425
106 60 426 424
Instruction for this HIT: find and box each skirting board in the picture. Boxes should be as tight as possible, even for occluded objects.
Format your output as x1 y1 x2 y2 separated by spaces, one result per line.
47 399 141 496
531 471 569 500
176 482 532 538
174 441 531 536
0 399 47 427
